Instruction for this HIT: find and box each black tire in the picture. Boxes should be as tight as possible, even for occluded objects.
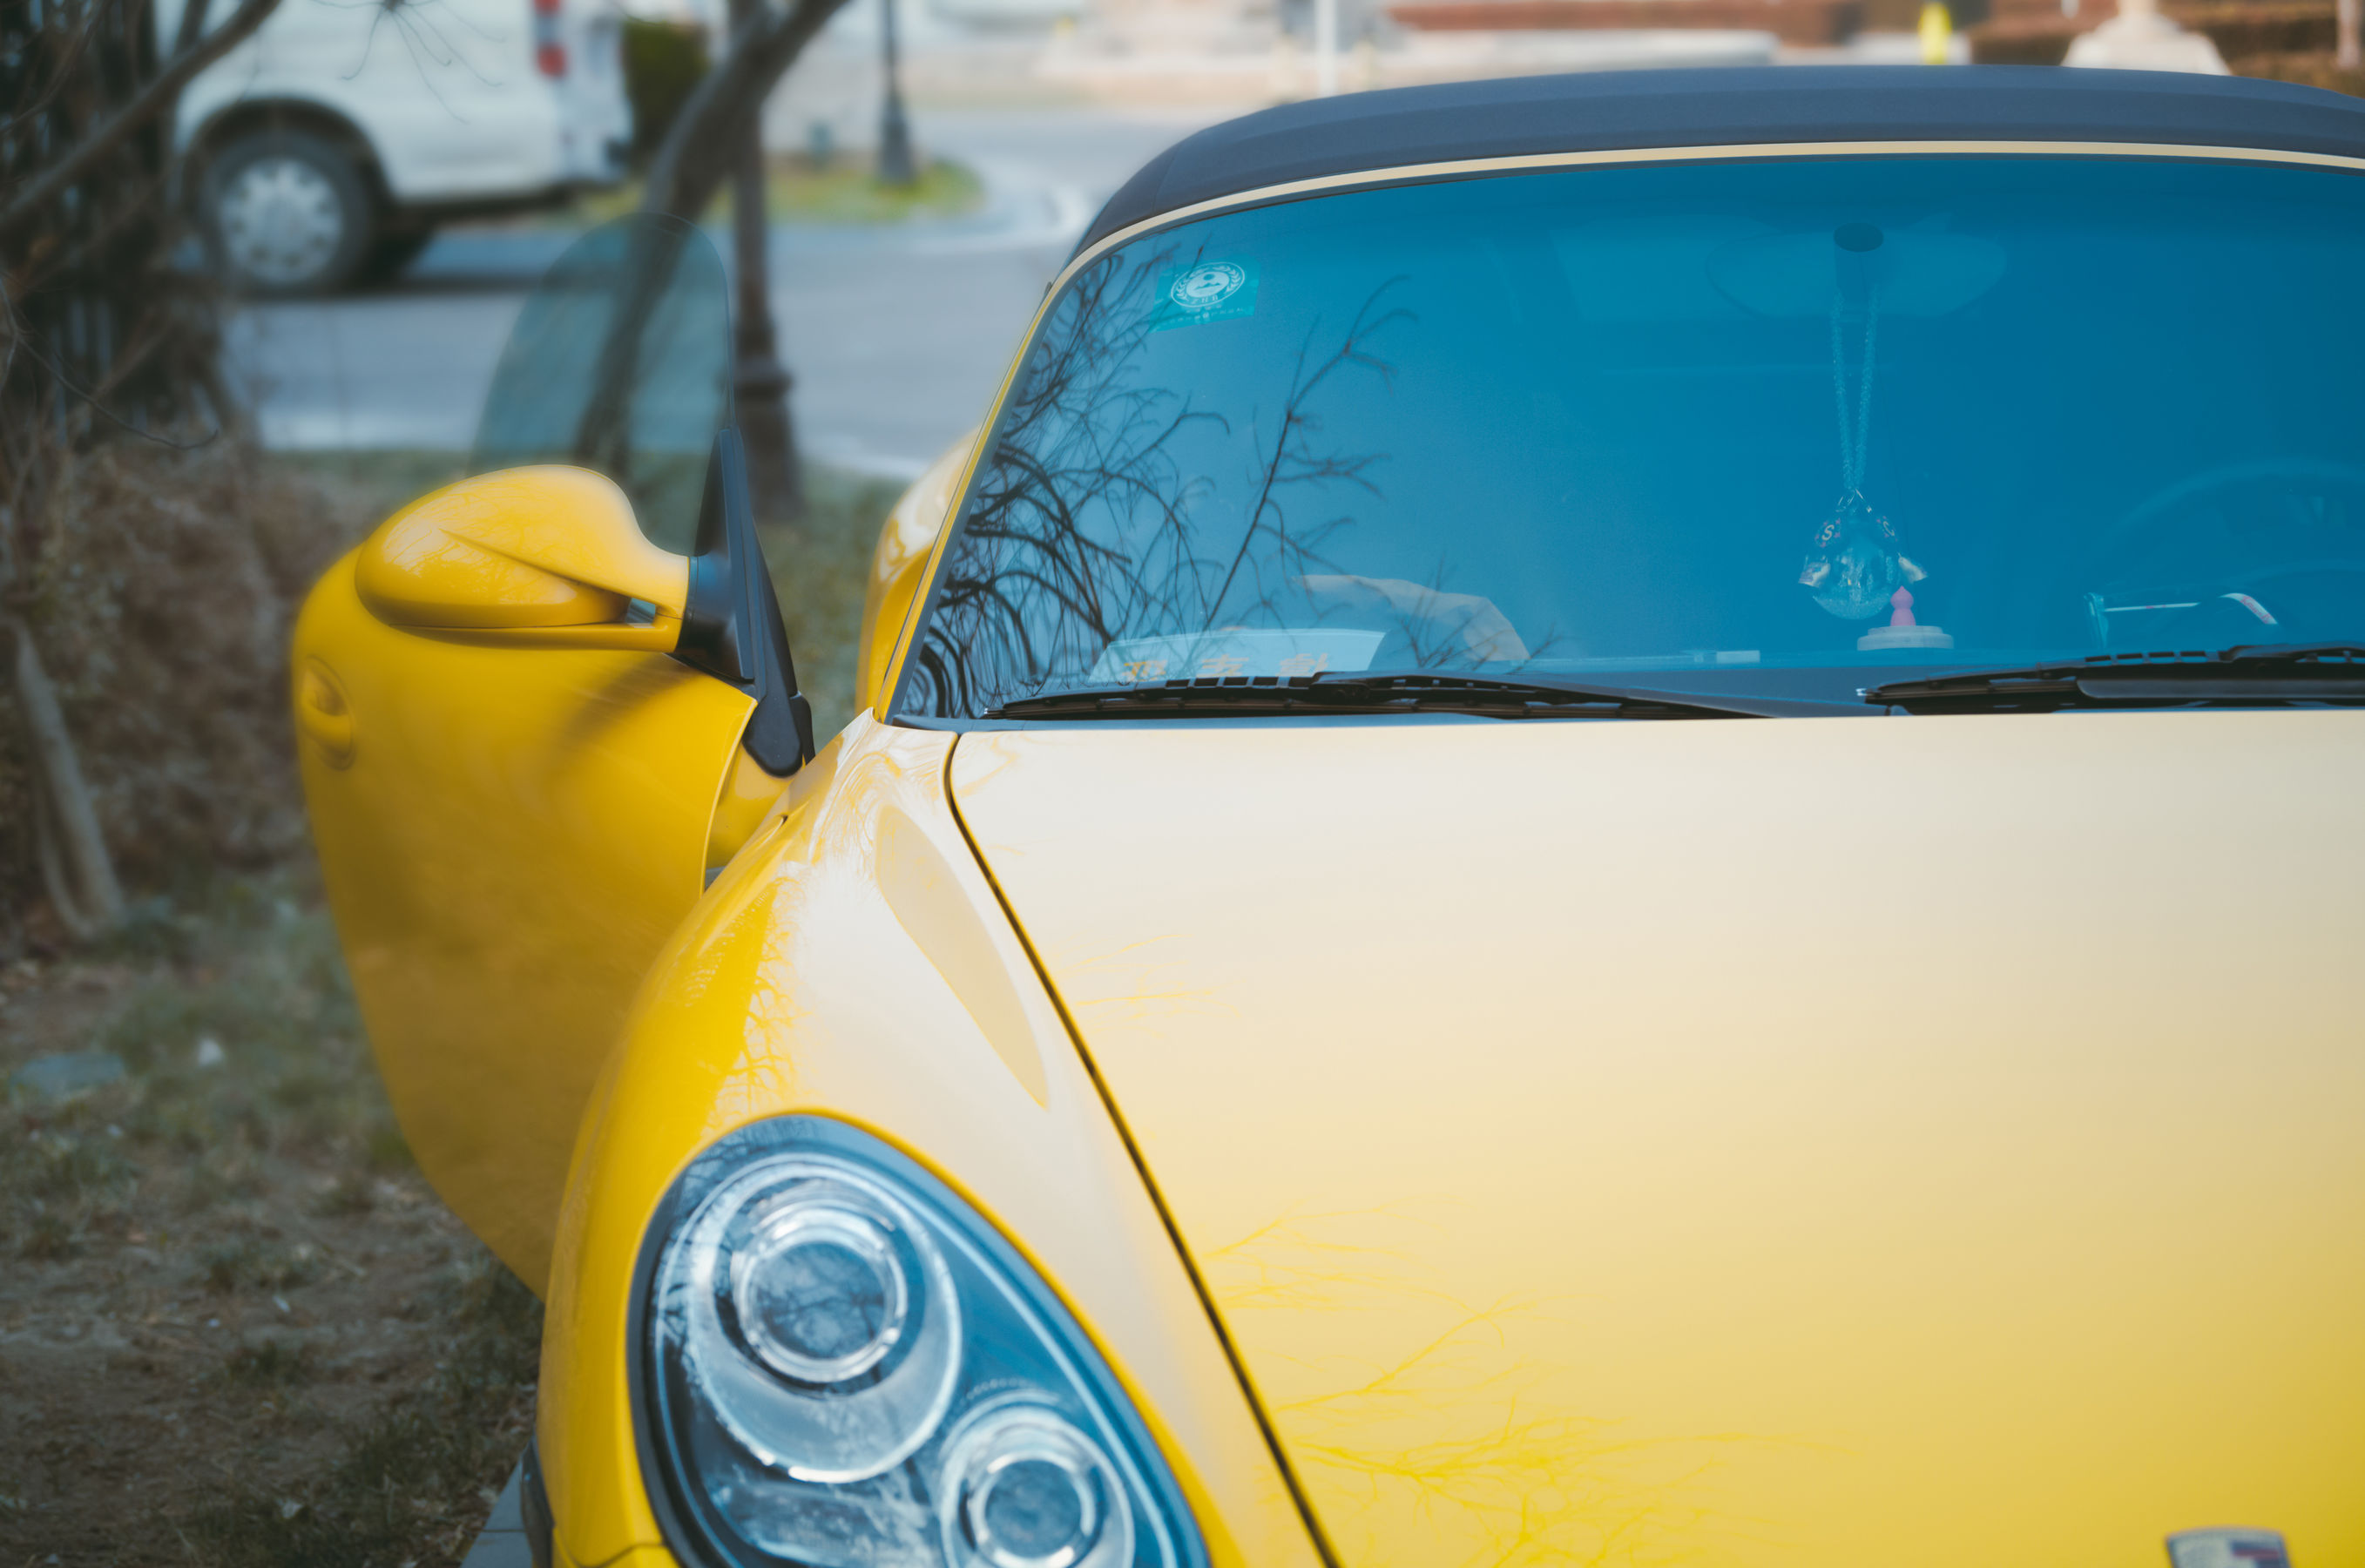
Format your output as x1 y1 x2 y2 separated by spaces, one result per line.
200 129 375 297
356 223 437 286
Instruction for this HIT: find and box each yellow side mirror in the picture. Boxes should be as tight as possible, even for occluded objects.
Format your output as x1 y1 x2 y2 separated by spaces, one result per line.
355 467 691 651
352 436 814 774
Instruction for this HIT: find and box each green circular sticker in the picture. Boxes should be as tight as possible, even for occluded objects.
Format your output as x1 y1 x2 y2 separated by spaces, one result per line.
1169 262 1247 310
1152 260 1259 331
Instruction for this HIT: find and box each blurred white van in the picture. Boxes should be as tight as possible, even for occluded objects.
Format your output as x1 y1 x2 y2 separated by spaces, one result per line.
160 0 633 294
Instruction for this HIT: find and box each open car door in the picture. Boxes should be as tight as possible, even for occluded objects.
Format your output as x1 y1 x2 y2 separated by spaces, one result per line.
292 217 812 1289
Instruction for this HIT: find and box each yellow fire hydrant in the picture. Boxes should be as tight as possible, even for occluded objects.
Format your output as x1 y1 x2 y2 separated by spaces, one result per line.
1920 0 1954 61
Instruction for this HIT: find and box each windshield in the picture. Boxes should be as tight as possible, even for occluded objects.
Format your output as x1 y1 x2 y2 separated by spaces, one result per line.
896 156 2365 719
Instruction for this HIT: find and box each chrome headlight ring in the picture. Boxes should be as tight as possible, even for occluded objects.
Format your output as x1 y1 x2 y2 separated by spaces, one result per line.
630 1116 1206 1568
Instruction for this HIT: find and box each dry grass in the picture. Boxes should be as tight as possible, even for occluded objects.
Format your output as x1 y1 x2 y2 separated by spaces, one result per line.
0 447 386 945
765 467 909 743
570 154 986 229
0 882 537 1568
186 1254 544 1568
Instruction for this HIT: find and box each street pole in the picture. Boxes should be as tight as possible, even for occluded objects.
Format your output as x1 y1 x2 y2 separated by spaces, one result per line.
878 0 918 186
1314 0 1340 96
729 0 801 520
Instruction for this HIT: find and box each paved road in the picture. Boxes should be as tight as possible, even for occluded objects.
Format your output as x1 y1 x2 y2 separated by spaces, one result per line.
223 109 1215 480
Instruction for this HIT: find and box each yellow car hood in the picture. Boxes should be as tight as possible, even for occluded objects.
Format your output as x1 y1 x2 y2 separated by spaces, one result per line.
947 713 2365 1568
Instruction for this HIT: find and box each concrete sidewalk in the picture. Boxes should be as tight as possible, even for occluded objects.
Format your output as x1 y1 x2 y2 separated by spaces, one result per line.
459 1462 532 1568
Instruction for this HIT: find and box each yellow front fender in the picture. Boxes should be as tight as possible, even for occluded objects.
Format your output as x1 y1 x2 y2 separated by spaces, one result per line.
535 714 1321 1568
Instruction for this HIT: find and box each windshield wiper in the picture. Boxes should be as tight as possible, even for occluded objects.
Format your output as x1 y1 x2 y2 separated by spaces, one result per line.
1864 643 2365 713
986 671 1841 722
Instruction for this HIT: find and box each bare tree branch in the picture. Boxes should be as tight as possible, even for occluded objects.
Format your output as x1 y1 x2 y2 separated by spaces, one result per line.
902 247 1433 717
0 3 109 141
638 0 853 224
0 0 283 242
173 0 214 55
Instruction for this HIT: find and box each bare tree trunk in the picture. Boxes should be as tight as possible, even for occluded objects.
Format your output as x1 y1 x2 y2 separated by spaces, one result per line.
10 617 123 935
2341 0 2359 69
30 760 99 941
639 0 855 232
729 0 803 522
877 0 917 187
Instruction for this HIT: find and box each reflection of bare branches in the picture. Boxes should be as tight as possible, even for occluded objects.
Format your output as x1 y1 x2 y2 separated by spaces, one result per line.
1285 1336 1730 1568
327 0 505 114
1205 282 1409 632
1206 1200 1453 1312
571 216 697 484
908 252 1409 716
1208 1205 1782 1568
910 248 1213 713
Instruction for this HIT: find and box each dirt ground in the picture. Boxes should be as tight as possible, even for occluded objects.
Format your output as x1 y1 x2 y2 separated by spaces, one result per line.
0 892 538 1568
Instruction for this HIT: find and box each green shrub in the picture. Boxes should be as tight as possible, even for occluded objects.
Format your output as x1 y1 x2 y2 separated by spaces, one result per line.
623 17 709 166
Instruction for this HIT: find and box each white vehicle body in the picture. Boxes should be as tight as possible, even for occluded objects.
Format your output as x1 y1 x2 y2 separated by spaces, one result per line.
164 0 632 290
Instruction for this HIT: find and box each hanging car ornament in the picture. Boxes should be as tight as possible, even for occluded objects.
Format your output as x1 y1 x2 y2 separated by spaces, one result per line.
1801 490 1922 621
1799 226 1929 622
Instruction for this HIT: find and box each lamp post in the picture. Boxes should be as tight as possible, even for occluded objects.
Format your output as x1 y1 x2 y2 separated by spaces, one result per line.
878 0 917 187
730 0 801 519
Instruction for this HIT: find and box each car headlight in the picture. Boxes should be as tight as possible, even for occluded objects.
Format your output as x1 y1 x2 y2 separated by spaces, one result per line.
633 1116 1207 1568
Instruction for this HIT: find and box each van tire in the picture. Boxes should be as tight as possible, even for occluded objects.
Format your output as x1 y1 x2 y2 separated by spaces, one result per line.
201 130 375 297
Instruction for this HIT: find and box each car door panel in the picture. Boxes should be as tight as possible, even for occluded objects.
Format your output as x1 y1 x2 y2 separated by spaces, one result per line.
295 551 753 1289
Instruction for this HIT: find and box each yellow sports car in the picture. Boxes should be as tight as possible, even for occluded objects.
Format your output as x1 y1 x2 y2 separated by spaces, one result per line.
294 65 2365 1568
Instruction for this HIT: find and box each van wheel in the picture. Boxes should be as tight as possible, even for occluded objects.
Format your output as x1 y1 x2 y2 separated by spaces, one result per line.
202 130 375 297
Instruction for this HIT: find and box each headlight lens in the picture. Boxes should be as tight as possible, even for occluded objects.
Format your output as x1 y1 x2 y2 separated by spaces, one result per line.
636 1117 1206 1568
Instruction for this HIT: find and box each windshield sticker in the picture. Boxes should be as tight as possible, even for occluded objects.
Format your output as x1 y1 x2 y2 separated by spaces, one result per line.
1088 628 1383 684
1152 261 1258 331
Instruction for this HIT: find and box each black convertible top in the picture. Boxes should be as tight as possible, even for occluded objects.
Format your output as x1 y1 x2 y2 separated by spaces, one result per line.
1079 64 2365 252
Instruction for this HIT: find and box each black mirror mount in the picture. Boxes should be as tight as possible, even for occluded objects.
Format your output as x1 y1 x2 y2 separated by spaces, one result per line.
676 428 815 775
